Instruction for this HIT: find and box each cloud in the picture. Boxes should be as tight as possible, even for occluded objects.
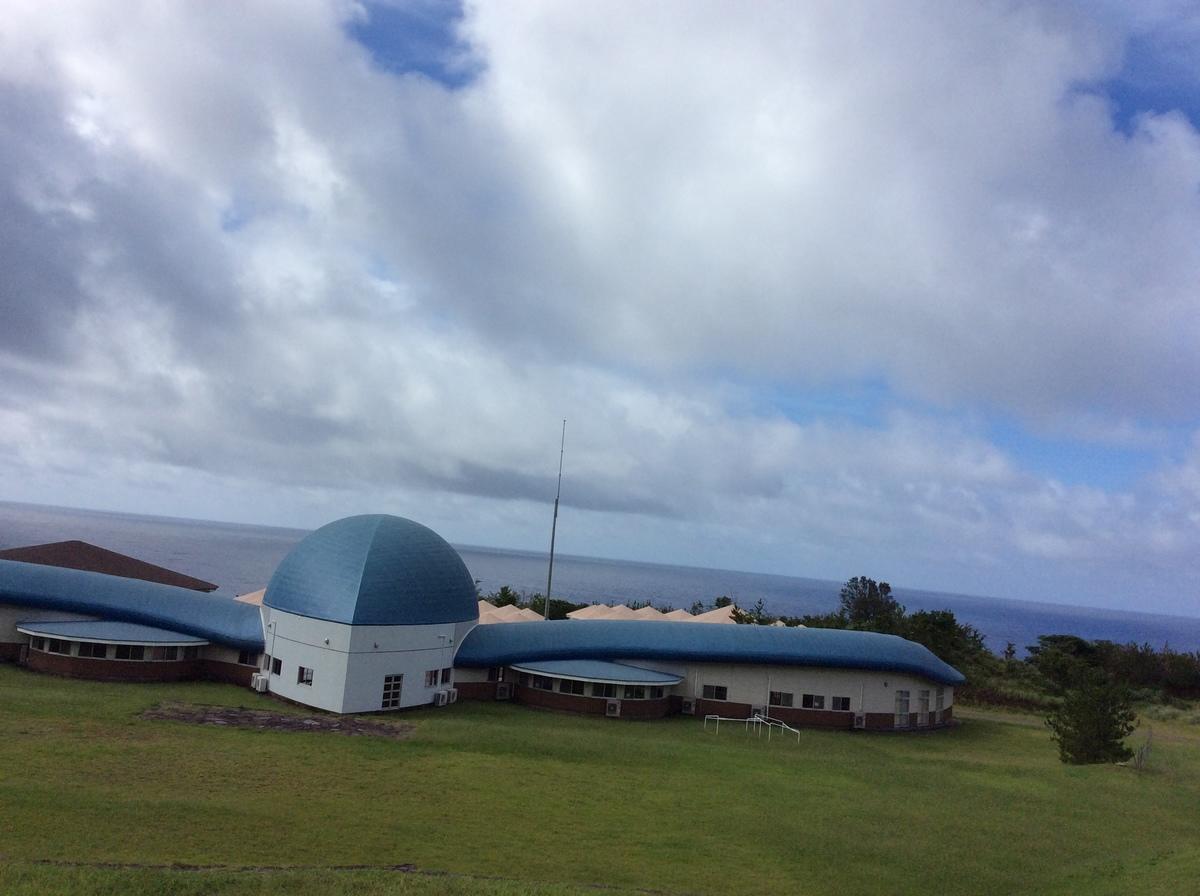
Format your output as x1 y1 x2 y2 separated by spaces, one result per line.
0 1 1199 611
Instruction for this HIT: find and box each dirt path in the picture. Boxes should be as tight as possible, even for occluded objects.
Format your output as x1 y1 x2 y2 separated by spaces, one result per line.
140 701 415 740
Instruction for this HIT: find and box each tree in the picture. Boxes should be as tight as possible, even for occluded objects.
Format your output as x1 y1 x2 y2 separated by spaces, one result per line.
1045 668 1137 764
489 585 521 607
1026 635 1097 695
688 599 705 616
714 595 733 608
838 576 905 633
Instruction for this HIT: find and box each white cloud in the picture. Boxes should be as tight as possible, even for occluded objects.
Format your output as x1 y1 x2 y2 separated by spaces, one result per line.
0 1 1199 611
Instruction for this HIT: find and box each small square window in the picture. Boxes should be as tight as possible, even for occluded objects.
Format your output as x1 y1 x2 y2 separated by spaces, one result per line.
593 682 616 698
559 679 585 695
831 696 851 711
801 694 825 710
623 685 645 699
48 639 71 655
425 669 440 688
238 651 260 666
30 637 45 651
702 685 728 701
769 691 794 707
297 666 314 686
441 667 453 684
271 656 282 675
78 642 107 659
115 645 145 661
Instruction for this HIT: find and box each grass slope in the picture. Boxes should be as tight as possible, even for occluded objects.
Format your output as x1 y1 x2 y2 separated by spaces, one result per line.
1 666 1198 895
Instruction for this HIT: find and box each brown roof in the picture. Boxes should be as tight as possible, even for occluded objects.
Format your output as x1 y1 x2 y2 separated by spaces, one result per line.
0 540 219 592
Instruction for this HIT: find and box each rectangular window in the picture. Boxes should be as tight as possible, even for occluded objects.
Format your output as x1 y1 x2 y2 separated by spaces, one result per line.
441 667 453 684
425 669 440 688
271 656 282 675
487 667 505 682
831 696 851 712
30 637 45 651
769 691 794 707
918 690 930 726
184 646 200 660
297 666 314 686
151 646 178 662
47 638 71 655
237 651 260 666
531 675 554 691
649 686 664 699
558 679 586 695
702 685 728 701
801 694 825 710
77 642 108 659
895 689 910 728
592 683 617 698
935 687 945 711
115 645 145 661
381 674 404 709
623 685 646 700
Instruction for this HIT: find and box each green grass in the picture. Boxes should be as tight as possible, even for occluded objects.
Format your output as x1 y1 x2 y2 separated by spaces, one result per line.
1 666 1198 895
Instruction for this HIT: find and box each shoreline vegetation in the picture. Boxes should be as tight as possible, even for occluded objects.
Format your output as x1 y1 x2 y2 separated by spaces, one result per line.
1 665 1197 896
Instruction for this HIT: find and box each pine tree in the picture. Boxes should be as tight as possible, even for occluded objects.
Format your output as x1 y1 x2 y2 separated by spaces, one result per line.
1045 668 1137 764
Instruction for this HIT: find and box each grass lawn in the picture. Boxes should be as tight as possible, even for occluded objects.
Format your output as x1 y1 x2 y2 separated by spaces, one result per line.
1 665 1198 895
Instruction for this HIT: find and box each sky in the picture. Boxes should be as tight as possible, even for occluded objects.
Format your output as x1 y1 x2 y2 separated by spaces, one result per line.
1 1 1199 617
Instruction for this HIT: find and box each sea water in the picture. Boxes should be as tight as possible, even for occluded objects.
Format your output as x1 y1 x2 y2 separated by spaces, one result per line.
2 500 1199 655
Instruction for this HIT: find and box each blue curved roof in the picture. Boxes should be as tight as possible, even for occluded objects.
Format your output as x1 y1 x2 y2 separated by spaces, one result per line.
16 619 208 645
0 559 264 651
511 658 683 684
264 515 479 626
456 620 966 685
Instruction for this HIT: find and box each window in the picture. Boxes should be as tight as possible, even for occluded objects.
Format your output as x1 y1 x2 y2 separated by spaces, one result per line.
702 685 728 701
917 690 930 726
47 639 71 655
237 651 260 666
381 674 404 709
769 691 794 707
831 696 851 712
559 679 586 695
270 656 282 675
151 646 178 661
801 694 825 710
894 689 910 728
115 645 145 661
425 669 440 688
593 683 617 698
30 637 45 651
297 666 314 686
531 675 554 691
184 646 200 660
487 667 505 682
649 687 664 699
77 642 107 659
623 685 646 700
441 667 453 685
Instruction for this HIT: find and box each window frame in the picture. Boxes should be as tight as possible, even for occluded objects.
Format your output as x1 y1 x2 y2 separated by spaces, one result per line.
769 690 794 707
702 685 728 701
297 665 314 686
801 693 825 710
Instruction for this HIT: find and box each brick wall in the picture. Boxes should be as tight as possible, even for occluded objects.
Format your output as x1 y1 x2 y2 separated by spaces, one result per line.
25 650 202 682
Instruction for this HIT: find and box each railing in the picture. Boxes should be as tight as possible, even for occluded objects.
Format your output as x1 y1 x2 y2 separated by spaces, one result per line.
703 712 800 743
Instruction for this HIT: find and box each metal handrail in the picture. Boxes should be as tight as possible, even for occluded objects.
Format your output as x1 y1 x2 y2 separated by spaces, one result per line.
703 712 800 743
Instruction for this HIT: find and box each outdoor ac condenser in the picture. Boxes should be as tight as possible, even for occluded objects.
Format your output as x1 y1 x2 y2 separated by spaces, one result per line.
447 688 458 704
495 682 512 700
681 698 695 715
853 713 866 729
433 690 449 707
606 700 621 718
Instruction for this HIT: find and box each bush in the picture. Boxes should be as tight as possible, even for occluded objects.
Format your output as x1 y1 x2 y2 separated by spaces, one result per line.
1045 670 1137 764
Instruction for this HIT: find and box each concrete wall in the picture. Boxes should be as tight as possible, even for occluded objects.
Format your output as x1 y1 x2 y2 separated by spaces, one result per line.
262 608 475 713
0 603 96 644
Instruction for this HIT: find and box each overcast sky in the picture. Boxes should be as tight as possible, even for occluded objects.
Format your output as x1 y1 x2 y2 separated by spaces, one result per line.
1 1 1199 616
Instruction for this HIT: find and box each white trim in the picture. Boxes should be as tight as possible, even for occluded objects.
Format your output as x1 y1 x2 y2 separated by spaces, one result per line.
16 624 207 647
509 663 682 686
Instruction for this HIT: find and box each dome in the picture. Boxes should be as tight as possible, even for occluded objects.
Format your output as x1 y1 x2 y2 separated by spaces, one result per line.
264 515 479 626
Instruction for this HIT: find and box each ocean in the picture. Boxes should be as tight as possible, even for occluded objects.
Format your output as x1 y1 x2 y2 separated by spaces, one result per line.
2 500 1199 655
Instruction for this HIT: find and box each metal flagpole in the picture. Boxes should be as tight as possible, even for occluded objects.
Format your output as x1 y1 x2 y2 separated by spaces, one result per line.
544 419 566 620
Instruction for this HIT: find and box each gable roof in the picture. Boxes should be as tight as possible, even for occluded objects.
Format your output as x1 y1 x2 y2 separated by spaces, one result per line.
0 541 218 592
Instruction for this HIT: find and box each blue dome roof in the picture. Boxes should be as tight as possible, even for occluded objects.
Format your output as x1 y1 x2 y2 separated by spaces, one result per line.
264 515 479 626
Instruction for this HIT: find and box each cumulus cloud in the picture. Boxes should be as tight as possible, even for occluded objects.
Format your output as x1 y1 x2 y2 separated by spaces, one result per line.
0 0 1198 611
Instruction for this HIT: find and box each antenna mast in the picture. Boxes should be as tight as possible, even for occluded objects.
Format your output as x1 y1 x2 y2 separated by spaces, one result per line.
544 419 566 620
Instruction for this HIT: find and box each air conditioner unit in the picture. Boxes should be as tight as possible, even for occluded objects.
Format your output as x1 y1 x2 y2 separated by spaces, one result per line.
605 700 621 718
447 688 459 704
250 672 261 688
853 713 866 730
680 698 695 715
251 674 268 693
495 682 513 700
751 705 766 719
433 690 449 707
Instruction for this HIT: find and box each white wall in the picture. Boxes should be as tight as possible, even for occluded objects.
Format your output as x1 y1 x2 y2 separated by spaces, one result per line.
262 608 476 713
632 658 953 714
